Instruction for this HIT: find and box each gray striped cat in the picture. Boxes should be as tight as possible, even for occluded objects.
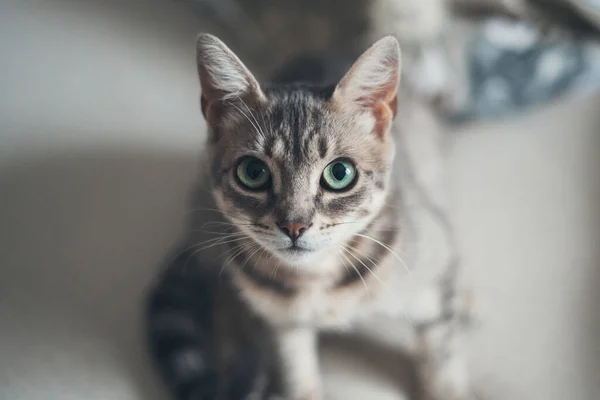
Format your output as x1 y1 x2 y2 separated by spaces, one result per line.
147 33 473 400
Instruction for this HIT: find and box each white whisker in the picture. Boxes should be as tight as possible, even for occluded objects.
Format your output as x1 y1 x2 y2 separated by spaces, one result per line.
237 96 269 141
194 234 248 251
337 247 369 296
344 244 415 328
270 256 282 279
200 221 256 229
336 249 352 276
342 245 391 296
193 229 247 236
183 235 250 272
227 99 267 143
188 207 254 223
220 242 258 275
354 233 411 275
240 244 264 271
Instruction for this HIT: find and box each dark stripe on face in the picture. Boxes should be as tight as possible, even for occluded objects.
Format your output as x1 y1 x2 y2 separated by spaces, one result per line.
233 250 297 297
363 170 385 190
224 187 274 219
319 186 369 216
302 111 320 155
290 104 304 162
318 135 328 159
262 134 275 158
356 207 371 218
269 91 327 165
211 151 228 188
371 171 387 190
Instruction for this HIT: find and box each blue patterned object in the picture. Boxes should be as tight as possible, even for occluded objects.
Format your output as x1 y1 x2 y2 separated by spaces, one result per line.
454 19 600 121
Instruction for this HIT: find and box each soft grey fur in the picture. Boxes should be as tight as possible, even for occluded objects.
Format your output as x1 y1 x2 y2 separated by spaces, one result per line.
190 33 474 400
149 3 600 397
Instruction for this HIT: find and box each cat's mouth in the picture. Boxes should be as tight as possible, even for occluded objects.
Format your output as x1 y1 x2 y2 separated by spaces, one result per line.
279 243 312 255
271 240 328 265
281 244 310 254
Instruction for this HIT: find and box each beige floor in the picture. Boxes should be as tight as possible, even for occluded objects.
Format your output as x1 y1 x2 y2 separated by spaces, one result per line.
1 1 599 400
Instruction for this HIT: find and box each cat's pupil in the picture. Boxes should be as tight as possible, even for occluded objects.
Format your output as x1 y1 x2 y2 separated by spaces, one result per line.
247 162 264 180
332 163 347 181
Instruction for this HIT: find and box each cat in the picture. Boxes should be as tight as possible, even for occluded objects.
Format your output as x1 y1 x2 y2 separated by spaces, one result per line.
147 33 474 400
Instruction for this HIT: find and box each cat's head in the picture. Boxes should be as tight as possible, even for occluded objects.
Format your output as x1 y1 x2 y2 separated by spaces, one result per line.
197 33 400 269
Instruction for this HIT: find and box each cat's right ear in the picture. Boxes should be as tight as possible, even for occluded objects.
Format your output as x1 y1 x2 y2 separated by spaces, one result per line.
332 36 401 140
196 33 265 126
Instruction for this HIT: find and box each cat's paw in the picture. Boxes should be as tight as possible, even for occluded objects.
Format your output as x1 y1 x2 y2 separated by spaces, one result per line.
421 351 473 400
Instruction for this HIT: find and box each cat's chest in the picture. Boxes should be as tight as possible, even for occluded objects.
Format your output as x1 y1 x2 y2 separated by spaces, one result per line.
229 197 455 328
231 255 406 329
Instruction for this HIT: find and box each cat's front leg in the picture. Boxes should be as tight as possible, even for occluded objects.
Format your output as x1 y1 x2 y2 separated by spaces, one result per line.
415 319 472 400
274 326 323 400
411 287 475 400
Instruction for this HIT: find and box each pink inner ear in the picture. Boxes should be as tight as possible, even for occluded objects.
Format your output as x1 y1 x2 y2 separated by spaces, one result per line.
354 82 398 140
388 95 398 119
354 87 398 110
372 98 397 140
363 71 399 139
336 58 399 139
200 94 226 127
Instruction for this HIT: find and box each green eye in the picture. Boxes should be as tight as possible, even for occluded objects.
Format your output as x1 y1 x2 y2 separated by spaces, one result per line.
236 157 271 190
321 160 357 191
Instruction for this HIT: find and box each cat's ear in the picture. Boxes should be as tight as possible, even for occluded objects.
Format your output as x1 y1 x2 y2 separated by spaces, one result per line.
196 33 265 125
332 36 401 138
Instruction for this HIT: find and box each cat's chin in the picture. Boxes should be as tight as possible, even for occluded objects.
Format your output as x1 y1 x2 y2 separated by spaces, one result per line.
273 245 323 266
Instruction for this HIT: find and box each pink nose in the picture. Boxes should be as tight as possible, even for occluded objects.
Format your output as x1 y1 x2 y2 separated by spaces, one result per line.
277 221 309 241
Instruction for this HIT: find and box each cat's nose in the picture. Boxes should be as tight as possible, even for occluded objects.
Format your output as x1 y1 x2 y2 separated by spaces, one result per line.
277 221 309 241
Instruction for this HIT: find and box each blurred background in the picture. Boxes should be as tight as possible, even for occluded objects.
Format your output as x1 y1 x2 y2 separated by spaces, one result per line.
1 0 600 399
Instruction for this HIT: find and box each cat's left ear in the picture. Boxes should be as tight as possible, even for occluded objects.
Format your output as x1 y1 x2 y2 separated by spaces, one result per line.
196 33 265 126
332 36 401 139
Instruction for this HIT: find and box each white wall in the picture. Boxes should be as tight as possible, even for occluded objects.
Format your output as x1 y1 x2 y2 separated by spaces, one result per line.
450 99 600 400
0 0 205 159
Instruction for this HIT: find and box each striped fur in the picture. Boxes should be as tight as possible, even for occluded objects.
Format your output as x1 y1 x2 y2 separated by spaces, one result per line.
147 34 474 400
147 247 283 399
147 3 600 398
